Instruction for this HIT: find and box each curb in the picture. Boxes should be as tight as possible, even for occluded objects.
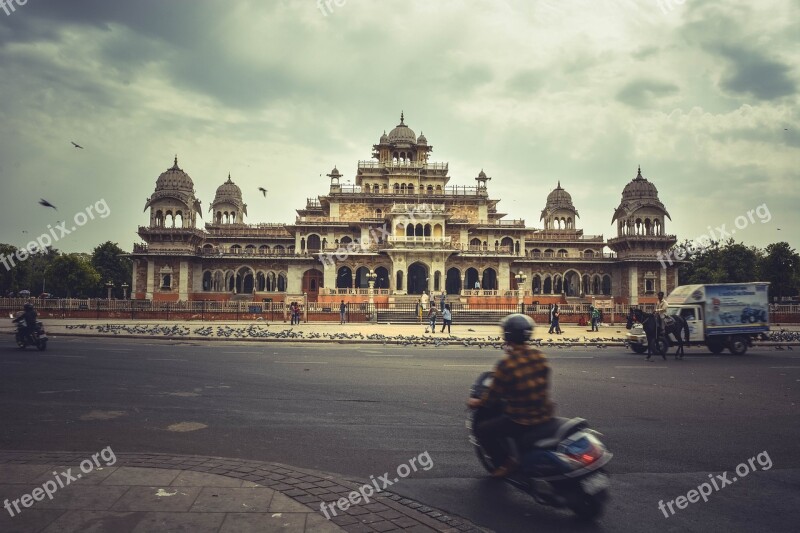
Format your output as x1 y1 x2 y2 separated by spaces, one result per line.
0 450 490 533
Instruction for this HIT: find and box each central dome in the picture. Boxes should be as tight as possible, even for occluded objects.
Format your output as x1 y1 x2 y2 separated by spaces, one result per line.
386 112 417 143
155 156 195 193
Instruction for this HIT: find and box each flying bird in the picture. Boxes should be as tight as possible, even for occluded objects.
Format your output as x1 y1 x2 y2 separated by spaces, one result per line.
258 187 268 197
71 141 84 149
39 199 57 210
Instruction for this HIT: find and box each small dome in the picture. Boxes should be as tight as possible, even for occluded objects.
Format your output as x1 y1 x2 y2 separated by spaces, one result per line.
328 166 342 178
612 167 670 222
545 181 575 210
621 166 660 200
379 131 389 143
541 181 579 221
417 132 427 145
155 156 194 193
387 112 417 143
212 174 243 205
478 169 487 179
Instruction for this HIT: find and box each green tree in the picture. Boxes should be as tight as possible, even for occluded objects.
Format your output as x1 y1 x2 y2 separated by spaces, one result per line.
44 254 101 298
678 239 762 285
91 241 133 298
760 242 800 301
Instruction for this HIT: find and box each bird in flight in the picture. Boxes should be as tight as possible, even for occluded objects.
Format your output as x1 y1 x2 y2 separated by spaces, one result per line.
258 187 268 197
39 199 57 210
71 141 84 149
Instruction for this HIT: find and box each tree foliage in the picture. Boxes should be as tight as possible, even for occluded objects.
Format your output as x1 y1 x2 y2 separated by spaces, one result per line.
91 241 133 298
678 239 799 301
44 254 101 298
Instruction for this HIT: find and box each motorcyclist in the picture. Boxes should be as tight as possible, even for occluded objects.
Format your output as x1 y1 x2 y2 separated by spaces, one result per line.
467 314 554 477
655 291 669 336
13 303 38 341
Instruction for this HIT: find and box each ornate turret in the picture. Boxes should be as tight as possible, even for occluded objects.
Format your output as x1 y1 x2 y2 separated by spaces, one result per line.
540 181 579 230
611 166 670 237
371 112 432 163
210 174 247 225
143 156 202 228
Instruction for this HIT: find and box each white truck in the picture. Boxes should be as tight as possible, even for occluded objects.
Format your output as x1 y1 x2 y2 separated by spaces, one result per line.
627 282 770 355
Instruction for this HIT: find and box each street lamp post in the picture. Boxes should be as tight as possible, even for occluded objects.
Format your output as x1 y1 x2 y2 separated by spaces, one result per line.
515 271 527 311
366 269 377 306
105 280 114 300
121 282 129 300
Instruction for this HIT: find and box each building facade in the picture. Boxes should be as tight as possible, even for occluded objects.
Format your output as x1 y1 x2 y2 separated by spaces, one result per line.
131 114 679 305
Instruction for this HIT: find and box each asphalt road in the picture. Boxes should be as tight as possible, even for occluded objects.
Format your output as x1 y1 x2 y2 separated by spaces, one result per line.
1 337 798 532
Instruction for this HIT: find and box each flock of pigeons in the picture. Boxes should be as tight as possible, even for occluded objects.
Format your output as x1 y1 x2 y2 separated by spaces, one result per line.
62 323 635 349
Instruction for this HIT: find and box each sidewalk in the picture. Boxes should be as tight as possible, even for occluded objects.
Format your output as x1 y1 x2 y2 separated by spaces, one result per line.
0 451 487 533
1 319 641 344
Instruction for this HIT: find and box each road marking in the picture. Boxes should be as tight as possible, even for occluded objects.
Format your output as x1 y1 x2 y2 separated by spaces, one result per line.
275 361 328 364
365 354 412 357
358 350 384 354
106 348 134 352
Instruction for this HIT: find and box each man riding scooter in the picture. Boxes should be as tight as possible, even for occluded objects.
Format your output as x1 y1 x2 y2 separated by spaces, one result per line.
467 314 554 477
13 303 38 342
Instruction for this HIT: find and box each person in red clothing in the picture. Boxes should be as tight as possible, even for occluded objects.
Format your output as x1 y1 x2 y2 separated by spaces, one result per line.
468 314 554 477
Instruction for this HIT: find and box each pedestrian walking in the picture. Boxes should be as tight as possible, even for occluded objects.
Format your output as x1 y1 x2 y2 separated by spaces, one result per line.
441 304 452 335
426 306 437 334
591 306 600 332
339 300 347 324
548 304 562 334
439 290 446 312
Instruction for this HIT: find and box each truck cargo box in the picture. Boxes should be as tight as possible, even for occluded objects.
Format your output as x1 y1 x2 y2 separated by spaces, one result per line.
667 283 769 336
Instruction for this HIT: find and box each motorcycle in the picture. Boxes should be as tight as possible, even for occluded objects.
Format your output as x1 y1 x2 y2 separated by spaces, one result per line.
467 371 612 520
10 313 48 351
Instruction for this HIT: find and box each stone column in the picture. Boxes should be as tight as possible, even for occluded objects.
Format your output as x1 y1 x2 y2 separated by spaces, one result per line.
179 261 189 301
146 259 154 300
629 265 639 306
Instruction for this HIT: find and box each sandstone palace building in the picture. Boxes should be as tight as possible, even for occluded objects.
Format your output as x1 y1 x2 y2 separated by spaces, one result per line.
132 114 679 307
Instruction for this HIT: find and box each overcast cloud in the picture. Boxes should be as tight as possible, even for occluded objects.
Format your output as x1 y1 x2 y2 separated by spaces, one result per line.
0 0 797 253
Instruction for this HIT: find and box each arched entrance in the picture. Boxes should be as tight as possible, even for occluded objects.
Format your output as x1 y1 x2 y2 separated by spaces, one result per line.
407 262 428 295
355 266 370 288
482 268 497 290
302 269 323 301
465 267 479 289
564 270 580 297
336 266 353 289
446 268 462 294
236 267 254 294
374 267 389 289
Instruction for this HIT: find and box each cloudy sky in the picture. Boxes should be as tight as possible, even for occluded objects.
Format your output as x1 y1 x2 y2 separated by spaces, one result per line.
0 0 797 255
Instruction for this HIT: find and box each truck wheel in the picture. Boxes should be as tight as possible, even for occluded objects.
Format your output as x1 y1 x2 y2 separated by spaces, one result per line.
631 344 648 354
707 340 725 354
728 336 748 355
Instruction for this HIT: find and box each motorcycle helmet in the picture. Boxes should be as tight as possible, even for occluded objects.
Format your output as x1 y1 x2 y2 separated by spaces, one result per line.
500 313 535 344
